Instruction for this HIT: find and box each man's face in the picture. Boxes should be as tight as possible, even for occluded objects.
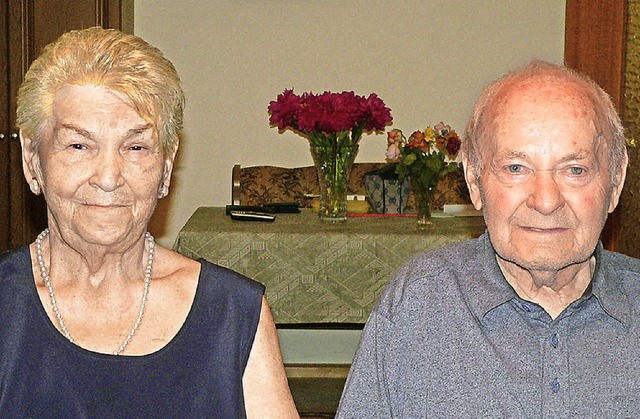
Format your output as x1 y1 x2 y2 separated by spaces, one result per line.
466 83 623 273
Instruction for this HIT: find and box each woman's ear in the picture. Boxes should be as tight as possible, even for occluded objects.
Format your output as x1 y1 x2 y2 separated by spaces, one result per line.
462 156 483 211
158 147 178 198
20 130 44 195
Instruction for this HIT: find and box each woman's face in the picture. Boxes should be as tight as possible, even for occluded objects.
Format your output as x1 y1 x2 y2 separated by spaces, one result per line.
25 84 172 248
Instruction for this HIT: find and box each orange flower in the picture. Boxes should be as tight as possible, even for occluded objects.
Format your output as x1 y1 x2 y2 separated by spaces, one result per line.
387 129 403 145
407 130 429 152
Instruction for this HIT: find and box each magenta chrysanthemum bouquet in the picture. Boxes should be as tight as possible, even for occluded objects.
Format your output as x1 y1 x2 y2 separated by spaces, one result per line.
268 89 392 147
268 89 392 221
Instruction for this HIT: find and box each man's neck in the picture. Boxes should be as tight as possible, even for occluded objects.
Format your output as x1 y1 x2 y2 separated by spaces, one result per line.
496 255 596 319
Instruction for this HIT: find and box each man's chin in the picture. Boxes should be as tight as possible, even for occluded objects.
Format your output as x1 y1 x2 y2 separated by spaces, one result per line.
498 250 591 273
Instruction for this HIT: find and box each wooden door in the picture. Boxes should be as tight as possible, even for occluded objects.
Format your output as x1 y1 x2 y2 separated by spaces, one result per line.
0 0 133 253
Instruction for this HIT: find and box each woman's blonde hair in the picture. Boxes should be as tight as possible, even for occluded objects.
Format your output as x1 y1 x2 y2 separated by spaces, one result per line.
16 27 185 157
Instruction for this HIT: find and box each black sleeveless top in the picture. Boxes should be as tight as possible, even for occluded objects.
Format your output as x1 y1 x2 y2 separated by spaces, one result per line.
0 246 265 418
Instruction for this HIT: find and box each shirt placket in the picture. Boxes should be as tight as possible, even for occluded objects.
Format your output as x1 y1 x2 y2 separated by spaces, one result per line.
541 320 568 417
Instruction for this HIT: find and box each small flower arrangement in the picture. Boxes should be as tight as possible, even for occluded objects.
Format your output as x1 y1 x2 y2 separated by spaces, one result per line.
268 89 393 147
385 122 462 190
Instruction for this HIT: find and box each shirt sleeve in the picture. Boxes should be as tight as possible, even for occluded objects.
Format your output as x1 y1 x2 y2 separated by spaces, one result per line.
335 307 394 418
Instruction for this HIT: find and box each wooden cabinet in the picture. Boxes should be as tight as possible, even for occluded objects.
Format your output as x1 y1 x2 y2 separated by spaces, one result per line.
0 0 133 252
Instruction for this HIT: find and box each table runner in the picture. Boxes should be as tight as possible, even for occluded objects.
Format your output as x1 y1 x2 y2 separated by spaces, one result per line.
174 207 486 324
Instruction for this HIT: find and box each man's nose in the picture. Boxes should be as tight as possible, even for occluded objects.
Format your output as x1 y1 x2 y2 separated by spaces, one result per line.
526 171 565 215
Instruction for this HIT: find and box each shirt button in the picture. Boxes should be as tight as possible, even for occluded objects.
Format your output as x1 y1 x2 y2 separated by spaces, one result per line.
550 378 560 393
551 333 559 348
522 303 532 312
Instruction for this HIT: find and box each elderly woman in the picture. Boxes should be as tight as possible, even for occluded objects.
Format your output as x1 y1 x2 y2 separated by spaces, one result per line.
0 27 298 417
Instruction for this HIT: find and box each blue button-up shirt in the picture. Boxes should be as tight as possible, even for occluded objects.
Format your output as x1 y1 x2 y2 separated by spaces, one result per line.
337 232 640 418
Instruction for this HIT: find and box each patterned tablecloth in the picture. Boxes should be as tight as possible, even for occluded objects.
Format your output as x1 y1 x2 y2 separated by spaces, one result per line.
173 207 486 325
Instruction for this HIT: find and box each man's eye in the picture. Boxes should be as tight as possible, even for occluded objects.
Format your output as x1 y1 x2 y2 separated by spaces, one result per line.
130 145 145 151
568 166 585 175
70 143 87 150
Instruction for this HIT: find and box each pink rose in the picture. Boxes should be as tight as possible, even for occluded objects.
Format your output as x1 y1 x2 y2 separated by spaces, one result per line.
434 122 451 136
385 143 402 162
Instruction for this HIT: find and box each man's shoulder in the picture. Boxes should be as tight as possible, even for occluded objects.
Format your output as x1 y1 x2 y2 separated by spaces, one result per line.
600 249 640 293
378 235 488 312
401 236 486 285
602 249 640 274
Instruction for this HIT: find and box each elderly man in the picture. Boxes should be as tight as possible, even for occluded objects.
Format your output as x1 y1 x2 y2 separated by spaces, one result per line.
336 60 640 417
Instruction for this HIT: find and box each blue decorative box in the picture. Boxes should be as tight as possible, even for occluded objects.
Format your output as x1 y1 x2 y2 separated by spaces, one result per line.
364 168 410 214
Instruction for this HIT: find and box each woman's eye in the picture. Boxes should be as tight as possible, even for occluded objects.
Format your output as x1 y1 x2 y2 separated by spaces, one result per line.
70 143 87 150
129 145 145 151
568 166 585 175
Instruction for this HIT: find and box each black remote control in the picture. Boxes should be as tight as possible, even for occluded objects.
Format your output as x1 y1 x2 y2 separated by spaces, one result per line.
229 210 276 222
225 205 274 216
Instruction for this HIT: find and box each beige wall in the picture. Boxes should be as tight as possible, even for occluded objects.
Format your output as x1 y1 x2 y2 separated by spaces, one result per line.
135 0 565 246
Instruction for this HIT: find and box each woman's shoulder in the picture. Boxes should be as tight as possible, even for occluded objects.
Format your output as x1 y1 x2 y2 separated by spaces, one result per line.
153 246 201 281
0 245 32 282
197 257 266 296
153 246 264 299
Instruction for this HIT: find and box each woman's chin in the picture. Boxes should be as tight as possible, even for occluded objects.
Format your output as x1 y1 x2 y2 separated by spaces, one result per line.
59 223 139 249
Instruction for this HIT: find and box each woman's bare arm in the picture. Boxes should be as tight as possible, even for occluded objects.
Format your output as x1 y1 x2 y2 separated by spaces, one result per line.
243 296 299 418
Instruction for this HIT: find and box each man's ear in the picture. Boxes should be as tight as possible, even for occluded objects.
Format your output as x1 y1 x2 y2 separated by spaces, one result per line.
607 150 628 213
462 156 482 211
20 130 44 194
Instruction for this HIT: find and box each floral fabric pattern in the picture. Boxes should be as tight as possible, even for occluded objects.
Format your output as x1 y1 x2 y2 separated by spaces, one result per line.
235 164 471 210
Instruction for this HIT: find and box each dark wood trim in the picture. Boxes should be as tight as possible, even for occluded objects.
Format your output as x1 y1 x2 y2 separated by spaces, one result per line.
276 323 364 330
564 0 627 251
108 0 134 33
0 1 10 249
565 0 627 108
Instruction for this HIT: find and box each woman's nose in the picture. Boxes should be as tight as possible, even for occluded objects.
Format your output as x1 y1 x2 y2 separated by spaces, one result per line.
525 171 565 215
89 150 125 192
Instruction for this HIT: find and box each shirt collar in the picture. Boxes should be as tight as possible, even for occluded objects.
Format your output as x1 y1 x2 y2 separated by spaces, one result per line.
589 242 631 327
465 233 518 322
467 234 630 327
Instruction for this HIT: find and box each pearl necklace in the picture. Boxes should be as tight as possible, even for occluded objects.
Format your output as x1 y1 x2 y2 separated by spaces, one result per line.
35 229 154 355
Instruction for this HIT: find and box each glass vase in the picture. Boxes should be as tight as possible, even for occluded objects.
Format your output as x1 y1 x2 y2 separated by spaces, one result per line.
310 143 359 222
412 181 436 230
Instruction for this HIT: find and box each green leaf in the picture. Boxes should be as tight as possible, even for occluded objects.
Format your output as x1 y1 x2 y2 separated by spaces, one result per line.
403 154 417 165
